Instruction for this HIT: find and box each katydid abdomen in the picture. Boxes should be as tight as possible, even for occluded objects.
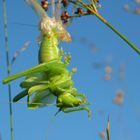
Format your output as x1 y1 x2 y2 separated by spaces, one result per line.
39 32 59 63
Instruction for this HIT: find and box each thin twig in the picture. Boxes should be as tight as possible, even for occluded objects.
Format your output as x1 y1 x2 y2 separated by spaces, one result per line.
70 0 140 55
69 12 91 18
2 0 14 140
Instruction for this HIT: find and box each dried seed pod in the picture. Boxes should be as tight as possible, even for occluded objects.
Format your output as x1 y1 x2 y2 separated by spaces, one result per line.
75 8 85 15
99 131 105 139
105 65 112 74
61 11 69 23
113 89 124 105
41 0 48 11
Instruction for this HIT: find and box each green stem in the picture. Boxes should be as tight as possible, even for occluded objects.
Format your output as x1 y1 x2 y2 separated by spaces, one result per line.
77 0 140 55
3 0 14 140
94 12 140 54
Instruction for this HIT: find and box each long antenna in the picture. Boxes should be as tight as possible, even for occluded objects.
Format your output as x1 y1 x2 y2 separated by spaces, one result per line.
46 110 61 140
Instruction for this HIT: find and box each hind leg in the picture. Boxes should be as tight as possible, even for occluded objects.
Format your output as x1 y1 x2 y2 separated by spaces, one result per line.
61 106 92 118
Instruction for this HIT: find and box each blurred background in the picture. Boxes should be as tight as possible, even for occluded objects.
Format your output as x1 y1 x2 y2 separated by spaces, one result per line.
0 0 140 140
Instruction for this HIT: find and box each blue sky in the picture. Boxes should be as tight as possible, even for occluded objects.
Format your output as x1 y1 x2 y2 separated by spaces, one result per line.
1 0 140 140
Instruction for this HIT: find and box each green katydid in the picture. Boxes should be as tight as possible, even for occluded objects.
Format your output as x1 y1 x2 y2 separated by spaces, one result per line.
3 0 91 117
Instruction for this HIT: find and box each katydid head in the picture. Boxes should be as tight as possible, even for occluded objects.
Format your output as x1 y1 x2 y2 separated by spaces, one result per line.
56 93 82 108
56 92 91 118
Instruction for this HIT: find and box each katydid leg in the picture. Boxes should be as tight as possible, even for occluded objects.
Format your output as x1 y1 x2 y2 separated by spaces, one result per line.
62 106 92 118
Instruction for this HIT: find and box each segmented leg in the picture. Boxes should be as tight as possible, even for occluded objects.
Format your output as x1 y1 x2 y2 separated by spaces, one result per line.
3 60 65 84
13 90 28 102
61 106 92 118
71 92 90 105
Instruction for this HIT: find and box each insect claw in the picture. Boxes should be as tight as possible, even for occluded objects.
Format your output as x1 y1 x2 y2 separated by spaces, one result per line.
82 106 92 119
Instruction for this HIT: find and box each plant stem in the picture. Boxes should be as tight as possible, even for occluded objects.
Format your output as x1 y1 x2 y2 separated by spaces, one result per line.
71 0 140 55
2 0 14 140
90 9 140 54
